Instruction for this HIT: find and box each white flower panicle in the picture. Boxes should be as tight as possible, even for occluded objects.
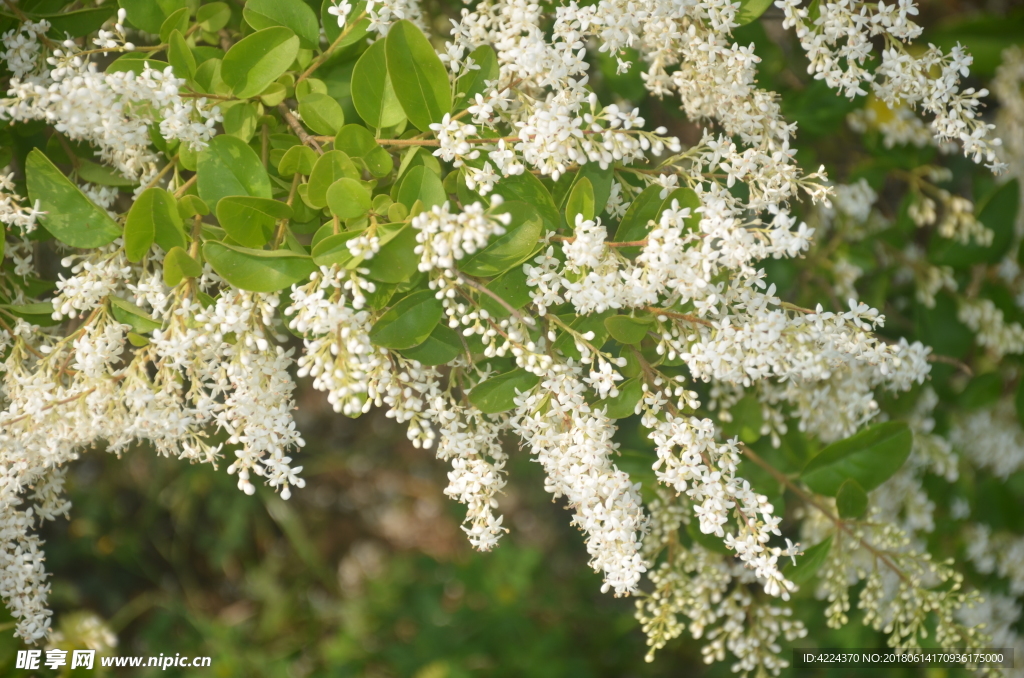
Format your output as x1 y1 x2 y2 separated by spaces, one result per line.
1 42 220 184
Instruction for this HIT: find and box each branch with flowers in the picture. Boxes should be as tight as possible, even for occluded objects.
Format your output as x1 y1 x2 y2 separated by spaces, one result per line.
0 0 1022 673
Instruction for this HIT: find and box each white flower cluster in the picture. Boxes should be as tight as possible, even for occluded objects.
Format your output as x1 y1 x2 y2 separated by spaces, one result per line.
0 169 45 235
957 298 1024 359
777 0 1004 170
429 397 508 550
0 20 49 80
950 398 1024 480
512 365 650 596
412 199 510 273
1 44 220 184
965 525 1024 597
643 400 797 599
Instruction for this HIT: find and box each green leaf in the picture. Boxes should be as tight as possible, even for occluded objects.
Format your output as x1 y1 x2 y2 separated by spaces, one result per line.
364 225 419 283
25 149 121 248
959 372 1003 410
569 163 614 217
277 145 318 178
460 202 543 277
0 302 56 326
125 188 185 261
326 178 372 220
203 241 316 292
369 289 443 349
197 135 272 209
614 185 662 244
167 29 196 80
565 176 595 224
223 102 259 142
216 196 292 249
42 6 118 37
307 150 360 209
351 38 407 130
397 165 446 210
736 0 774 25
480 264 533 318
159 7 189 43
454 45 498 109
685 519 731 555
77 159 137 187
604 315 654 345
335 125 394 178
399 324 462 365
298 93 345 136
786 536 833 585
243 0 320 50
197 1 231 31
163 246 203 286
661 187 702 230
597 377 643 419
222 27 301 99
836 478 868 519
493 172 560 233
110 297 162 333
118 0 174 33
469 369 540 414
721 394 764 444
178 195 209 219
801 421 913 496
385 20 452 131
311 230 363 267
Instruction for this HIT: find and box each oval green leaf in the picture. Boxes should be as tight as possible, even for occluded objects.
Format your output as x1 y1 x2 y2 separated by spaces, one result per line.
216 196 293 249
26 149 121 248
307 150 361 209
469 368 540 414
352 38 407 130
326 178 372 220
197 135 273 209
222 27 301 99
203 241 316 292
801 421 913 496
385 20 452 131
243 0 320 49
298 93 346 136
369 289 443 349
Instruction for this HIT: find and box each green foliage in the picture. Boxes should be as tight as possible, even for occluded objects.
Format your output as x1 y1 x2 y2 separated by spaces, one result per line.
802 422 913 495
469 369 541 414
385 21 452 131
26 150 121 248
202 241 316 292
222 28 301 99
368 289 443 349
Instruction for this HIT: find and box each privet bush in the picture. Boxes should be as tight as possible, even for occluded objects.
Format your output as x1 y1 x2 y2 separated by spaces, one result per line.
0 0 1022 673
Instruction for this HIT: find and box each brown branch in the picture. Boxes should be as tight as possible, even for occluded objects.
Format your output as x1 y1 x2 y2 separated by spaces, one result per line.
278 104 323 155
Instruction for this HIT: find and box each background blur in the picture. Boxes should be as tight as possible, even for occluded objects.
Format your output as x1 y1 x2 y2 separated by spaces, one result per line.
3 0 1024 675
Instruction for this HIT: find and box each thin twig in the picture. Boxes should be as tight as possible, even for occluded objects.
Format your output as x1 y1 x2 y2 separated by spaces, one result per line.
278 104 323 155
296 13 367 84
458 274 536 327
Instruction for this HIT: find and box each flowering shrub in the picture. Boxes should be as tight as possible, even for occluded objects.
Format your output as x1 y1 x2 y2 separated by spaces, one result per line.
0 0 1022 673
